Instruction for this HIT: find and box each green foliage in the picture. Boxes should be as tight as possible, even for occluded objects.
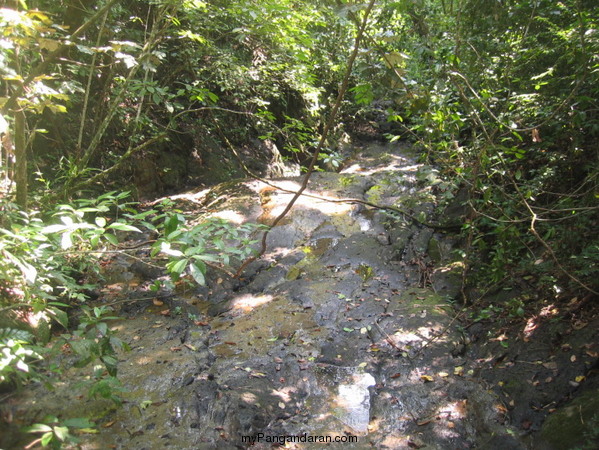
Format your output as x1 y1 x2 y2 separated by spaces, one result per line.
0 328 43 385
0 191 139 314
23 415 96 450
152 214 267 285
0 190 152 397
0 188 269 447
57 305 128 378
362 0 599 297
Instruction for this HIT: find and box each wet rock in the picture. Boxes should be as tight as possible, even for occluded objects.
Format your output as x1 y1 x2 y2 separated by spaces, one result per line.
6 141 529 450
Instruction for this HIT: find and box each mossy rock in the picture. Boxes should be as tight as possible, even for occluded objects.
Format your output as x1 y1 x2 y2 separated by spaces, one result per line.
539 388 599 449
427 237 442 262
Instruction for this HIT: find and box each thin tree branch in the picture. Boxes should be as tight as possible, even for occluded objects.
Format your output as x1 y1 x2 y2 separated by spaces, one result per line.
234 0 378 278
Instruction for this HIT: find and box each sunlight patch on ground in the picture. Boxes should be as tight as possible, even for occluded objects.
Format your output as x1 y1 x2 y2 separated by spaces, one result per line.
266 195 354 218
331 372 376 433
240 392 258 404
208 209 246 224
250 179 354 218
153 187 211 205
391 325 449 347
271 386 296 403
341 153 418 176
230 293 274 312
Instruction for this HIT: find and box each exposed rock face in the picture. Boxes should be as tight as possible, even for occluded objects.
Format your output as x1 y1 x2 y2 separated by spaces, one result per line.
4 142 527 449
132 136 299 199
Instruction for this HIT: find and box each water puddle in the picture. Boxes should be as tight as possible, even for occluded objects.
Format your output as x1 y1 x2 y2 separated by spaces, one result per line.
333 372 376 432
310 365 376 434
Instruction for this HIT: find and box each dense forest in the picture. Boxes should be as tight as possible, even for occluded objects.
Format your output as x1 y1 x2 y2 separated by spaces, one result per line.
1 0 598 448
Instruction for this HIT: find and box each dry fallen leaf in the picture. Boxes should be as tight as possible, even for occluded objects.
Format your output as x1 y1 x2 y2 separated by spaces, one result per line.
160 309 170 316
438 371 449 378
391 373 402 379
570 355 577 363
420 375 434 383
153 298 164 306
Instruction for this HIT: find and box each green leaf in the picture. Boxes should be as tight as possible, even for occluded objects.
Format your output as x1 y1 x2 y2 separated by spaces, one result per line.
41 431 54 446
70 339 93 359
184 245 205 256
192 254 219 262
102 355 118 368
62 418 95 429
189 262 206 285
96 322 108 336
95 217 107 227
53 425 70 441
107 222 141 232
61 232 73 249
104 233 119 245
48 307 68 328
24 423 53 433
170 258 188 275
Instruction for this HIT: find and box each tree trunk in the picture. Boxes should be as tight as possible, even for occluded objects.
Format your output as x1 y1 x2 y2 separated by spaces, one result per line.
14 110 27 209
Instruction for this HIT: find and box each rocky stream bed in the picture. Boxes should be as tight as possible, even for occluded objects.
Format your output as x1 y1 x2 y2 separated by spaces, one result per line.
2 142 598 449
